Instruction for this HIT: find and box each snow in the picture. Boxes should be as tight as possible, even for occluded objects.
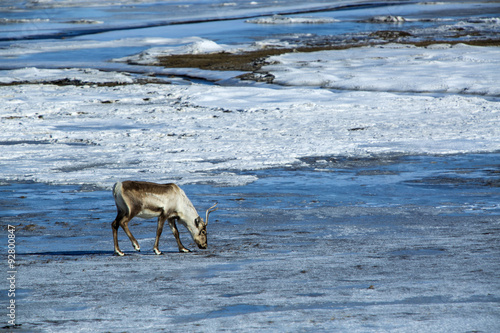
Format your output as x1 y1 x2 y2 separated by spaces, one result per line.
1 43 499 188
1 80 499 188
0 37 201 58
113 38 238 66
365 15 406 23
245 14 339 24
178 39 226 54
0 67 134 84
264 43 500 96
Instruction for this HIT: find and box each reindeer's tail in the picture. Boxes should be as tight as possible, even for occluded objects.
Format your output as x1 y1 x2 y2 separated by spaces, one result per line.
112 181 128 214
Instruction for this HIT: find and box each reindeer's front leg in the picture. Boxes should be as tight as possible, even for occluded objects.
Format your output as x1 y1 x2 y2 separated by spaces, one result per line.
153 216 166 255
168 218 190 253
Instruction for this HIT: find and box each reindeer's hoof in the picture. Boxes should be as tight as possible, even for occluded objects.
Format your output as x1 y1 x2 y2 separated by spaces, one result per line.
154 249 163 255
114 250 125 256
179 248 191 253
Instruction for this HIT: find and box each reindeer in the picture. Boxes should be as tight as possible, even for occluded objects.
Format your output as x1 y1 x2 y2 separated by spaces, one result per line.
111 181 218 256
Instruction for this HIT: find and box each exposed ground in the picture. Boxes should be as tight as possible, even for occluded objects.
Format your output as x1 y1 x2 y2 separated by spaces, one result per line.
152 34 500 77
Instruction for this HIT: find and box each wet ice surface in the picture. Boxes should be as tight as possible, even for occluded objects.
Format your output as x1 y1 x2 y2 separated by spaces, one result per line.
1 153 499 332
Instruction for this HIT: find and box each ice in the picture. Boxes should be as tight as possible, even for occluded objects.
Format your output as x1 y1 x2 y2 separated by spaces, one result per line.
114 38 237 66
1 80 499 188
364 15 406 23
0 37 202 59
3 39 499 188
2 169 499 332
245 14 339 24
179 39 225 54
0 67 134 84
264 43 500 96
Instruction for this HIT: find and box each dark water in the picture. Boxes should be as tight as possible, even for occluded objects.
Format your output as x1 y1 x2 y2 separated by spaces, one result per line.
0 1 403 41
2 0 499 72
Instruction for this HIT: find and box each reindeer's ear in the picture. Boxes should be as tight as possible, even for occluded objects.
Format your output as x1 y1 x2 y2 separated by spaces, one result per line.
195 217 202 228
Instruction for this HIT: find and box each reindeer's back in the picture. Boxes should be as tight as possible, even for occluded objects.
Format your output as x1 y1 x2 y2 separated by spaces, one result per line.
120 181 180 195
115 181 184 215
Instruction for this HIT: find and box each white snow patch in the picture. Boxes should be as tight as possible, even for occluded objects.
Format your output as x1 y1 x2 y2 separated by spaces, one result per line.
1 82 499 188
246 14 339 24
178 39 225 54
115 38 238 65
0 37 201 58
466 17 500 24
0 18 50 24
365 15 406 23
264 44 500 96
0 67 134 84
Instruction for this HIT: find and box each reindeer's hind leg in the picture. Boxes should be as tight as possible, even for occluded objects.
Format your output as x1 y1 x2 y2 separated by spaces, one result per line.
112 212 125 256
121 218 140 253
112 211 140 256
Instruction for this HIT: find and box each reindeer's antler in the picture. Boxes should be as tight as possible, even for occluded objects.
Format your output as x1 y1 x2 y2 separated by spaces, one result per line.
205 202 218 225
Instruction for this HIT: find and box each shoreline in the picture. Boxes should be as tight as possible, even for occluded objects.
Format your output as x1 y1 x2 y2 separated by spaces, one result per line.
154 37 500 73
2 35 498 88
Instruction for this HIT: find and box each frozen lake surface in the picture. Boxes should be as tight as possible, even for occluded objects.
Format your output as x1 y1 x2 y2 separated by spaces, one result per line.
1 0 500 331
2 153 500 332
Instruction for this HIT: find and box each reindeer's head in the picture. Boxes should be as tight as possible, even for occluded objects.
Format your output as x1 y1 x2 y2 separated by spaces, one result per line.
193 203 218 249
